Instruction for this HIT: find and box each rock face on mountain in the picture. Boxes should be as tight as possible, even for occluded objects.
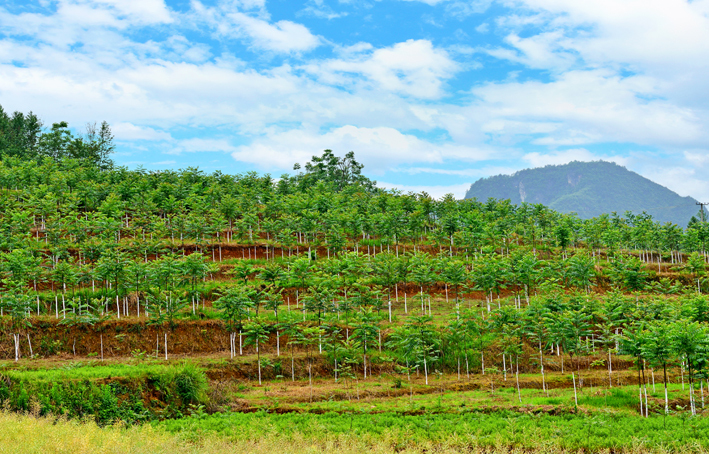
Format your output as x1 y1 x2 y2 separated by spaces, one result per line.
464 161 699 225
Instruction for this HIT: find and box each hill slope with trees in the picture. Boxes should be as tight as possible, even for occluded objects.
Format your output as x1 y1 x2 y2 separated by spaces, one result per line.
465 161 699 226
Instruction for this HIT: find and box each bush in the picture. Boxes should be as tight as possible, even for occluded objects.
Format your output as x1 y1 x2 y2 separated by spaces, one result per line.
148 363 209 411
174 364 207 406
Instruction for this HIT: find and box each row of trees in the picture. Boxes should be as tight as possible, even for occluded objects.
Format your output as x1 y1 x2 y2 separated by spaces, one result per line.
0 156 708 265
215 289 709 414
3 247 708 323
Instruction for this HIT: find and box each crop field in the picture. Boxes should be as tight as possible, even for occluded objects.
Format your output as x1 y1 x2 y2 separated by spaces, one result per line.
2 156 709 452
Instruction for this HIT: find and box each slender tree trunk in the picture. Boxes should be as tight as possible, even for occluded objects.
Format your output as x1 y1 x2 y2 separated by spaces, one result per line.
637 366 644 416
13 334 19 362
572 372 578 407
516 355 521 403
257 343 262 385
608 348 613 387
540 342 547 395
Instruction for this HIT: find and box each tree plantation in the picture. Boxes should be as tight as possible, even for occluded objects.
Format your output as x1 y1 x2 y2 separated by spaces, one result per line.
4 115 709 451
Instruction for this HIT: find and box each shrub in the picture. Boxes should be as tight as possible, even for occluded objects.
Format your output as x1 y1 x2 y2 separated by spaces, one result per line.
174 364 207 406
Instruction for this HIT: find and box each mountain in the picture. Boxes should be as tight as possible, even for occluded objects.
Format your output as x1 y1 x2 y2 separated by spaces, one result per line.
464 161 699 226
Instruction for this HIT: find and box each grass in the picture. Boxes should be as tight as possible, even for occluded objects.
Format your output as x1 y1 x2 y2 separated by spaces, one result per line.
158 409 709 453
0 361 176 382
2 352 709 453
0 411 557 454
0 411 200 454
5 408 709 454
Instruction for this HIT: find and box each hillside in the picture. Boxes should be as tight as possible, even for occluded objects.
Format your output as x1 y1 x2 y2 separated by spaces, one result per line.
465 161 699 225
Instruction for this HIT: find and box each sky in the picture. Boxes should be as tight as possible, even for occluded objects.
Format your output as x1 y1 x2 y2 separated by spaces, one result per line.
2 0 709 199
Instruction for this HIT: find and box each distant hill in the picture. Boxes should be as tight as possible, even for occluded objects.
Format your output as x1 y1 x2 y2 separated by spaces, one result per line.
464 161 699 226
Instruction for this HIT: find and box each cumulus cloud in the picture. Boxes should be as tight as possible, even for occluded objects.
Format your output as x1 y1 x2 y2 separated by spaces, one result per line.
111 123 172 141
304 39 459 99
230 125 491 172
190 1 321 53
377 181 473 199
467 69 704 148
522 149 629 168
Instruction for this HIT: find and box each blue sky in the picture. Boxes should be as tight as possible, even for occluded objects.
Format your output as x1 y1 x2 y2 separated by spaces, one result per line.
2 0 709 199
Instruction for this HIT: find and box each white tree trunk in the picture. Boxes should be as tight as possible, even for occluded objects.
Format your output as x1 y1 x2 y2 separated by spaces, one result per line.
572 372 578 406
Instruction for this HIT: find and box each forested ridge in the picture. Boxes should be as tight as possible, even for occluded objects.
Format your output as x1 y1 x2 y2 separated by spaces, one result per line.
465 161 699 225
5 107 709 451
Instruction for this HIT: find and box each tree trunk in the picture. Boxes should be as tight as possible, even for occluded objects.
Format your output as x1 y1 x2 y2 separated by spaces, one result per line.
608 348 613 387
516 356 521 403
540 342 547 395
664 363 669 414
13 334 19 362
572 372 578 407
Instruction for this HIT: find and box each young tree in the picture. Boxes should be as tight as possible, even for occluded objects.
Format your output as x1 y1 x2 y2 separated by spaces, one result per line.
620 323 650 417
524 302 550 393
3 280 32 361
280 314 304 381
351 309 380 379
214 287 256 357
243 317 270 385
442 260 468 316
147 289 188 360
671 320 707 416
181 252 209 314
406 314 438 385
686 252 706 294
643 321 676 414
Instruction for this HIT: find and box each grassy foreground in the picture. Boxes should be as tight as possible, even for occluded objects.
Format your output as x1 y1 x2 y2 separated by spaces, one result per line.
4 409 709 454
0 411 546 454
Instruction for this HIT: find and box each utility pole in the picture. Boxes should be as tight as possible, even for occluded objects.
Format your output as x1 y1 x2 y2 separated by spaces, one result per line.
697 202 708 223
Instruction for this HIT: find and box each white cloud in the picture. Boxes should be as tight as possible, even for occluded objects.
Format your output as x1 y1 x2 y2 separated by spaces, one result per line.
399 0 449 5
300 0 347 19
378 181 473 199
178 138 237 153
229 14 321 53
446 0 493 18
466 69 704 148
112 122 172 141
230 125 491 172
630 158 709 200
522 149 629 168
503 0 709 71
392 165 522 178
89 0 173 24
190 1 321 53
496 31 576 70
305 39 459 99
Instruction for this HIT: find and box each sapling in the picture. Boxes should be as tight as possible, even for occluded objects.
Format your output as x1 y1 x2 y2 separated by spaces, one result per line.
244 318 269 385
